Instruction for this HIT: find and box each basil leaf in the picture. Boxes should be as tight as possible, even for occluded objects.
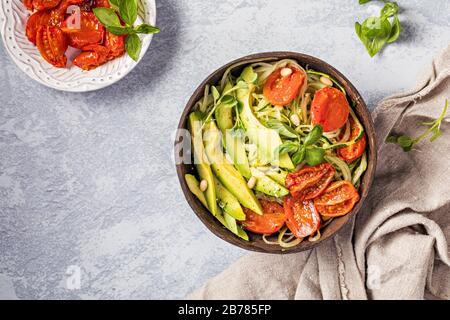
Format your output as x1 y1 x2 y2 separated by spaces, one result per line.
397 135 414 152
221 95 237 107
304 125 323 146
305 147 325 166
125 33 141 61
106 26 135 35
381 2 399 18
387 15 401 43
135 23 160 34
359 0 372 4
266 119 299 139
93 7 121 27
276 141 299 155
362 16 391 38
292 147 306 165
385 135 398 143
119 0 138 26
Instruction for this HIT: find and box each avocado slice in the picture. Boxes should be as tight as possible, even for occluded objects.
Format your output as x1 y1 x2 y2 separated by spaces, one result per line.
258 167 288 186
188 112 218 216
251 167 289 198
203 120 263 215
215 83 251 179
236 82 294 170
185 174 209 208
214 176 245 221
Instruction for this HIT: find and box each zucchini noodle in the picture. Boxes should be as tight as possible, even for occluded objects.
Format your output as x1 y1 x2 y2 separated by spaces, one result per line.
339 120 351 143
352 151 367 185
308 230 321 242
325 155 352 181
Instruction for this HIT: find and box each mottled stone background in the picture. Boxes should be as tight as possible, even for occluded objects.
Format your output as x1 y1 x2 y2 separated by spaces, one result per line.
0 0 449 299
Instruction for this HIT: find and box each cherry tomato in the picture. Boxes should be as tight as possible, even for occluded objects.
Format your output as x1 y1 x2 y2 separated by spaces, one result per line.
32 0 61 11
285 163 335 200
263 66 305 106
73 44 109 70
313 181 358 206
105 32 125 59
311 87 350 132
314 181 360 217
26 11 48 44
36 26 68 68
61 11 104 49
241 200 286 235
24 0 34 10
284 198 321 238
337 118 366 162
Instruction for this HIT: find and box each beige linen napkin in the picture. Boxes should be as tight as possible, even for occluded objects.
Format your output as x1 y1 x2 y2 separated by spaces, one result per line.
189 45 450 300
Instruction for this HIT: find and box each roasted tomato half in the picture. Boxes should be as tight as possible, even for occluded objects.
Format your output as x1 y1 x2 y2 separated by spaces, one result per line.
314 181 360 217
285 163 335 200
337 118 366 162
24 0 34 10
61 11 104 49
263 66 305 106
311 87 350 132
94 0 111 7
284 198 321 238
36 26 68 68
73 44 109 70
32 0 61 11
241 200 286 235
105 32 126 59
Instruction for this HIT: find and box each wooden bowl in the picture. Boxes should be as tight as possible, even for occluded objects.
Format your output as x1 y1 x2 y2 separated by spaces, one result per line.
175 52 377 253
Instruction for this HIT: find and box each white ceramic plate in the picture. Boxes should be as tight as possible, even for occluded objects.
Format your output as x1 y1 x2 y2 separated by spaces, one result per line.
0 0 156 92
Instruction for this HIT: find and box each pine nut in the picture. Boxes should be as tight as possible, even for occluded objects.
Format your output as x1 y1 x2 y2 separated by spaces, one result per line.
290 114 300 127
274 105 283 111
320 76 333 86
280 67 292 77
247 176 257 189
199 179 208 192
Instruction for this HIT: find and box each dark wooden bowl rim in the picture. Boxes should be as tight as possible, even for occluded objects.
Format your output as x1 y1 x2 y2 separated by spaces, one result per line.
175 52 377 254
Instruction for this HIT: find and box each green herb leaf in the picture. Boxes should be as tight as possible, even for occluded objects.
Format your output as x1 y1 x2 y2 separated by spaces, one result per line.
276 141 299 155
355 2 402 57
266 119 299 139
106 26 135 35
93 7 121 27
305 147 325 166
292 146 306 165
304 125 323 146
135 23 160 34
359 0 372 4
387 15 401 43
385 135 398 143
119 0 138 26
125 33 141 61
397 135 414 149
221 95 237 107
381 2 399 18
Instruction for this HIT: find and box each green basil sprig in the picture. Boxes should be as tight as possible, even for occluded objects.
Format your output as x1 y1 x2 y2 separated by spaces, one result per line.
276 125 325 166
355 1 401 57
93 0 160 62
387 99 448 152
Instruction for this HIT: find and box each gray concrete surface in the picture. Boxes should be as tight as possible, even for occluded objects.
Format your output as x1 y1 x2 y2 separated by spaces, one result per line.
0 0 449 299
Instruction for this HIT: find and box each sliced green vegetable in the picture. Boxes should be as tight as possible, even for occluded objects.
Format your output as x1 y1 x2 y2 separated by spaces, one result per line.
188 112 218 216
184 174 208 208
214 176 246 221
203 120 263 215
251 167 289 198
